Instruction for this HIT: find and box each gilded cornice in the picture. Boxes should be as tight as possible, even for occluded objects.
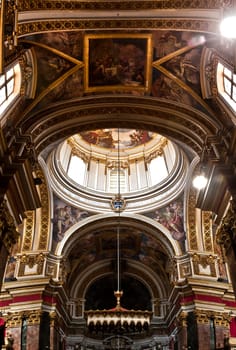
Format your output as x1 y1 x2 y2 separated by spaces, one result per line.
194 310 230 326
5 313 22 328
18 19 218 37
191 253 217 277
18 253 45 276
17 0 230 11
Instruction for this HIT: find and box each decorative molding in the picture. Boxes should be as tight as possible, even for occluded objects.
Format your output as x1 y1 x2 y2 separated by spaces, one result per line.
203 211 213 252
22 210 34 251
18 19 217 38
177 311 188 327
187 187 198 251
194 310 210 325
179 261 192 279
18 0 228 11
25 98 211 156
27 310 42 325
191 253 217 277
144 137 168 163
5 313 22 328
49 311 57 326
18 253 45 276
45 261 57 279
195 310 231 327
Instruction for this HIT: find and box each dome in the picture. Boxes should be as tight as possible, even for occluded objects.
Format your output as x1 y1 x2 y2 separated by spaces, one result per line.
48 128 188 212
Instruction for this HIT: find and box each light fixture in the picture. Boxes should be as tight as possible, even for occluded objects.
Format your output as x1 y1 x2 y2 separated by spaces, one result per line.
220 15 236 39
193 172 208 190
85 128 152 335
193 144 209 191
219 8 236 73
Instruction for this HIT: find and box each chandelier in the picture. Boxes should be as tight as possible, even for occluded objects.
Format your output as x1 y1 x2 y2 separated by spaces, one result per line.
85 128 152 335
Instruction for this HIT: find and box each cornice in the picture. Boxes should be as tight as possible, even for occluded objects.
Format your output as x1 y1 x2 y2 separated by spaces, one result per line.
17 0 230 11
18 18 219 37
17 96 221 156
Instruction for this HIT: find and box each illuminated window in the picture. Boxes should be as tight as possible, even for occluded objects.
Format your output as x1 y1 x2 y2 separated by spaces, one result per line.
109 168 127 193
217 62 236 111
149 156 168 186
0 63 21 116
68 155 86 185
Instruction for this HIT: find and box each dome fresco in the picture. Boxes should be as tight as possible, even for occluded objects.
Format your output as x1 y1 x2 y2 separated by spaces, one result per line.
79 128 156 150
52 129 184 207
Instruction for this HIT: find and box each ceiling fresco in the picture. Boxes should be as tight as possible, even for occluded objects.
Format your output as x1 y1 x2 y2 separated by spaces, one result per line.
144 198 186 252
85 34 151 91
52 196 93 246
68 226 170 279
22 29 215 115
80 129 155 149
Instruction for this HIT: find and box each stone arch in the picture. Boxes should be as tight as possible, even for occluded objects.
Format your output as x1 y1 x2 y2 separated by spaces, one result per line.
70 259 168 318
52 213 182 318
18 96 223 159
56 213 182 258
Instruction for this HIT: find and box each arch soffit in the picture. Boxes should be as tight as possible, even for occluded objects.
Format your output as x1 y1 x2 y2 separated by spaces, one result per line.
70 258 168 302
55 212 182 258
19 96 223 157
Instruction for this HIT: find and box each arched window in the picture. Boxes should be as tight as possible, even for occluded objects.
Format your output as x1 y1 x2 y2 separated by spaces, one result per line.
149 156 168 186
217 62 236 112
0 62 21 116
109 168 127 193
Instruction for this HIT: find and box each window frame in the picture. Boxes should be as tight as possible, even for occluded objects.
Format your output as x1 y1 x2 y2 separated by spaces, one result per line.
0 62 21 117
217 61 236 112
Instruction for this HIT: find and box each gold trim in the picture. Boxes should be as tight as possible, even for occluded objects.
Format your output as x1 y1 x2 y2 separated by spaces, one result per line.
18 0 225 11
153 64 215 117
21 64 82 118
84 33 152 93
18 19 218 37
20 40 84 66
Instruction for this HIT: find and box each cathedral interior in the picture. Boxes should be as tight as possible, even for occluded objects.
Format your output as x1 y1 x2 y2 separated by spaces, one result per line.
1 0 236 349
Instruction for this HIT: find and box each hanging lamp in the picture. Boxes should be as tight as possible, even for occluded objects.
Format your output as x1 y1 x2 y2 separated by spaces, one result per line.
85 128 152 335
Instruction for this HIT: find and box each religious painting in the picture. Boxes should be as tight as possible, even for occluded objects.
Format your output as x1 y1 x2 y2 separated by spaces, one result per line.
80 128 154 149
52 196 91 244
84 34 152 92
144 199 186 252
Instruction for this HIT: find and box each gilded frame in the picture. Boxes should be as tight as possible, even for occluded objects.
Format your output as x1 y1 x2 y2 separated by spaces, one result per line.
84 33 152 92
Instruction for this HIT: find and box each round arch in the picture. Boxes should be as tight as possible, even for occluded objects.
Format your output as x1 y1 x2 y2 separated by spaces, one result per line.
55 213 182 258
69 258 169 318
19 95 222 158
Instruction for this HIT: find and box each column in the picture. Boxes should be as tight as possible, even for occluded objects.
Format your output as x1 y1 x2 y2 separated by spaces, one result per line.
177 312 188 349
